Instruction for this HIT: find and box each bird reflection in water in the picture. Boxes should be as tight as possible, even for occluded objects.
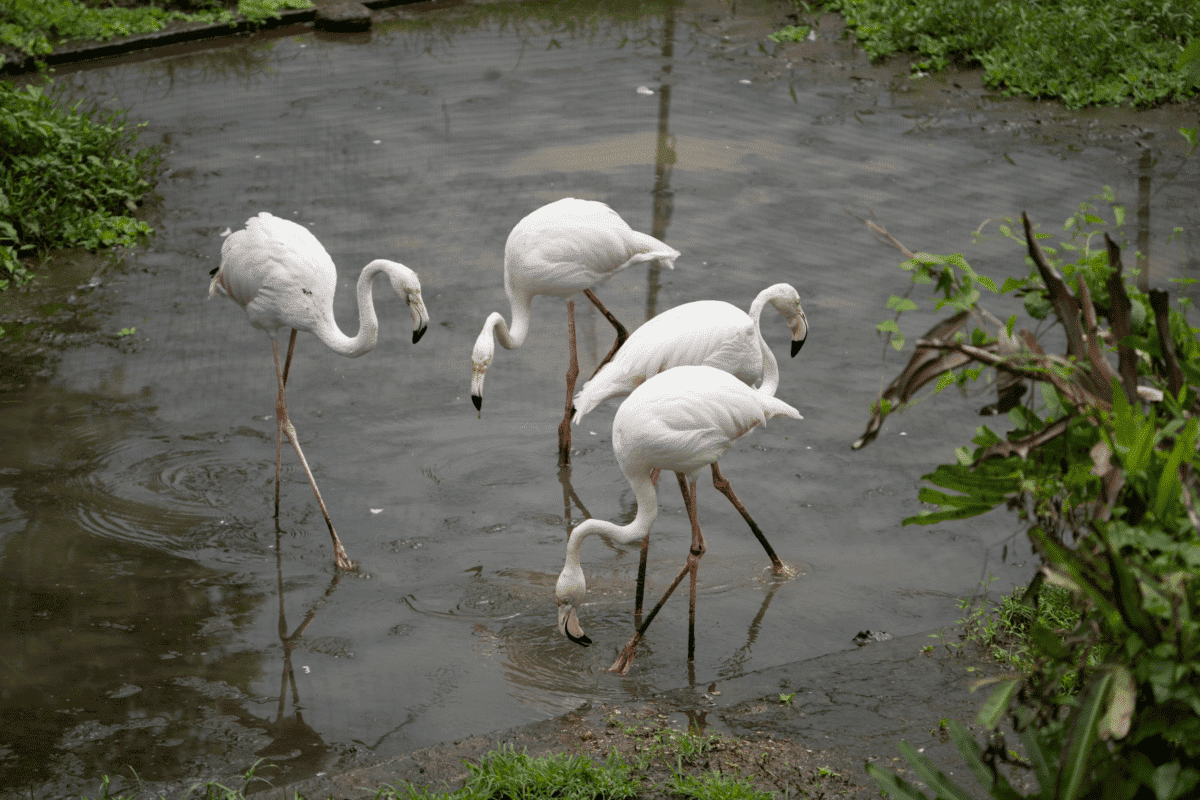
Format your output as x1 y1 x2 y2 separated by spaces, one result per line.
254 524 344 777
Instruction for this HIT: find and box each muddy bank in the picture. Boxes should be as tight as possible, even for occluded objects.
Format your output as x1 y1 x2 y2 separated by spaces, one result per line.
270 628 1014 799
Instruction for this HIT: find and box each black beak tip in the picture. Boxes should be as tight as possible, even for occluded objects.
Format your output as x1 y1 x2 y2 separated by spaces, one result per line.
413 326 427 344
472 394 482 412
791 339 805 357
567 631 592 647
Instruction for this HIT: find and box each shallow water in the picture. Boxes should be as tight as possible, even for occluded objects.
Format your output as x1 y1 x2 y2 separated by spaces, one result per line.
1 0 1197 796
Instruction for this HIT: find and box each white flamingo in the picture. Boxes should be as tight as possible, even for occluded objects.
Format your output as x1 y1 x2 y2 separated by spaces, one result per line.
470 198 679 465
209 211 430 570
554 365 802 674
572 283 808 421
571 283 808 581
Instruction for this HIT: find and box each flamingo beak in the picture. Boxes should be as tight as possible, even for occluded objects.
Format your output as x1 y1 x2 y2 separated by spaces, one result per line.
558 604 591 646
470 362 488 416
409 294 430 344
790 311 809 357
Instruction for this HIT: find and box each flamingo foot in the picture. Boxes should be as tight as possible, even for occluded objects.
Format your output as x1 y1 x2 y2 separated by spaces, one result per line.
608 639 640 675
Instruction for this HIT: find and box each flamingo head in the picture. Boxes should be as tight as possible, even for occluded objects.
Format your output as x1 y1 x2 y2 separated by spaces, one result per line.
555 562 592 647
767 284 808 356
376 260 430 343
470 316 500 414
407 287 429 344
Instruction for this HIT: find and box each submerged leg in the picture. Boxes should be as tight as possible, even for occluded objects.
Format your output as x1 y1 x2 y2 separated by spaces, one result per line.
272 339 357 572
558 300 579 467
710 462 786 575
634 533 650 627
679 473 706 663
634 467 664 624
609 472 706 675
583 288 628 377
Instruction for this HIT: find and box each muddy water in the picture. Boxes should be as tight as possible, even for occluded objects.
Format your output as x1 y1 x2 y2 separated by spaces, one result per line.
2 0 1198 796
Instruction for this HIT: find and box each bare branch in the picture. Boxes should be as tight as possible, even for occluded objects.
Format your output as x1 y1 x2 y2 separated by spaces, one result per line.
852 312 971 449
976 416 1074 462
1076 273 1117 399
1149 289 1184 400
1022 212 1086 360
1105 234 1139 406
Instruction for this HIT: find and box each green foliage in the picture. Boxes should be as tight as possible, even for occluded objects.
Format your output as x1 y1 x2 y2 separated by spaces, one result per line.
824 0 1200 107
380 746 637 800
863 194 1200 799
0 0 314 65
0 80 159 290
667 771 774 800
238 0 313 25
768 24 810 43
958 580 1098 688
83 760 275 799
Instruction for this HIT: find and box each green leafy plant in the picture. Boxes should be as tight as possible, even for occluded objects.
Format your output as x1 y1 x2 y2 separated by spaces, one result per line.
768 24 810 43
0 0 315 66
825 0 1200 107
856 196 1200 799
380 745 639 800
0 79 159 292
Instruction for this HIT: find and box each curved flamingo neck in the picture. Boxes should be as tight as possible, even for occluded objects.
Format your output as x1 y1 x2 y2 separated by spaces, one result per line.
491 289 532 351
564 472 659 568
313 261 398 358
747 290 780 395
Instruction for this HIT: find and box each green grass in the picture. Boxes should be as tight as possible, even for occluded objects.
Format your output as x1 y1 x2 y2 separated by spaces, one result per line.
955 578 1105 694
0 80 160 292
0 0 314 65
807 0 1200 107
381 746 642 800
82 735 799 800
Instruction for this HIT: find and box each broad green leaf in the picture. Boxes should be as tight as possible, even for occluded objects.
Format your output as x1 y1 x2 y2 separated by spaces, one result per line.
865 762 931 800
977 679 1018 729
1057 671 1113 800
896 741 974 800
1029 621 1071 661
999 276 1025 294
1154 417 1197 519
1020 726 1054 792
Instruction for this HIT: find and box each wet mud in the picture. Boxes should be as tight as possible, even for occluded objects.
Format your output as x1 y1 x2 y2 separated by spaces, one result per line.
0 0 1197 797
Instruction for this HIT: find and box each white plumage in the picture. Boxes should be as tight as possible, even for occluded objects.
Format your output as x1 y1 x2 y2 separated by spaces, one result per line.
470 198 679 464
572 283 808 423
209 211 430 570
555 365 802 674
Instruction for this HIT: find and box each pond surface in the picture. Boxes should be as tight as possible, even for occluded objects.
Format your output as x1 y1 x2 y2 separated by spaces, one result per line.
1 0 1197 796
